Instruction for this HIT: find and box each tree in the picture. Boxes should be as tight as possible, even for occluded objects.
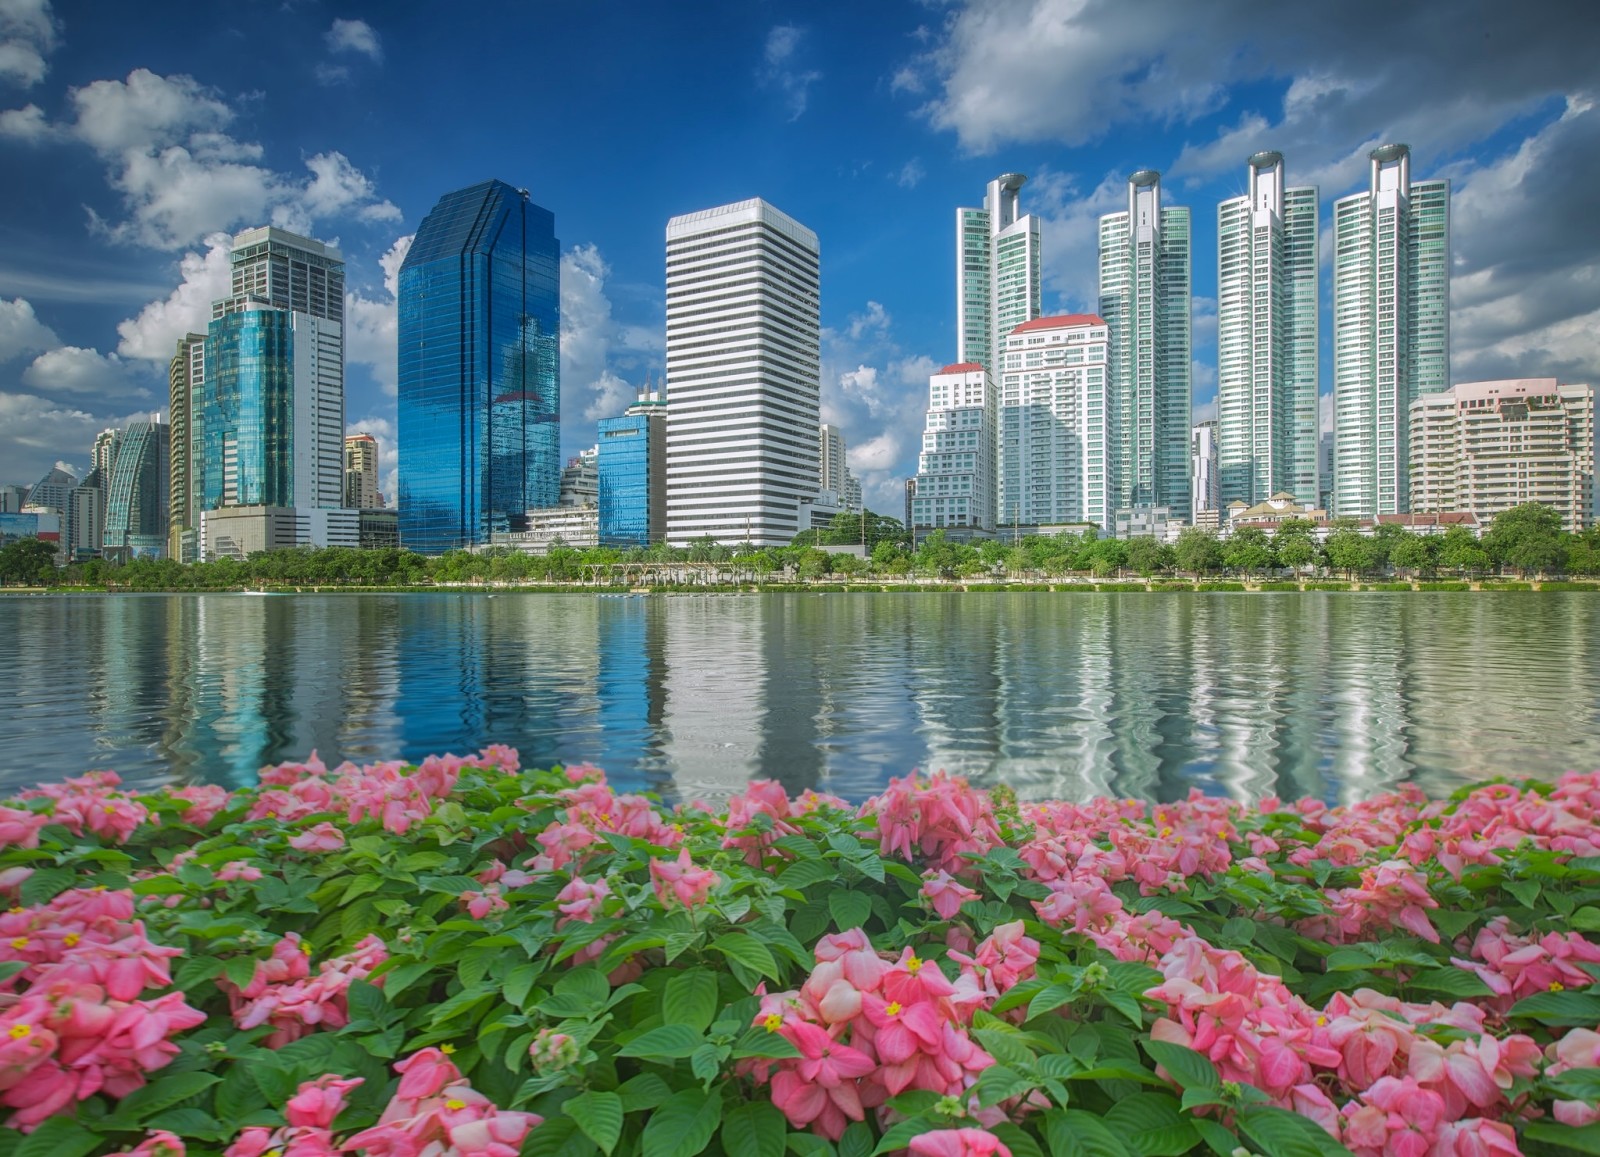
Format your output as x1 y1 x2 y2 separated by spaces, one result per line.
1389 533 1436 577
0 537 58 585
1324 528 1376 578
1484 502 1567 577
1275 532 1316 573
1173 528 1223 576
1086 537 1127 577
1223 527 1274 577
1124 535 1170 577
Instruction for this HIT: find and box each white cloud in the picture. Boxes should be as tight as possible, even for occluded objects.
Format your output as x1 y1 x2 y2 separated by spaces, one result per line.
760 25 821 121
0 295 58 362
345 233 412 395
114 232 232 359
4 68 400 249
22 345 151 402
326 18 382 61
0 0 57 88
1022 167 1122 312
0 392 103 484
560 244 662 427
895 159 926 189
1192 397 1217 425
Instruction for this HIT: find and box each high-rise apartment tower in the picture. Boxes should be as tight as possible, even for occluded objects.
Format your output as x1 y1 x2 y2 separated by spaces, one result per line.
1217 152 1319 507
398 180 561 552
1332 143 1450 518
344 433 380 509
1100 170 1192 518
956 174 1042 375
664 199 820 546
911 363 997 532
168 333 204 560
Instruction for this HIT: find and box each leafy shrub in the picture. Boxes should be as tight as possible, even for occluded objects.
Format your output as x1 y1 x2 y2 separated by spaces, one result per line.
1254 581 1299 592
1418 581 1472 591
4 757 1600 1156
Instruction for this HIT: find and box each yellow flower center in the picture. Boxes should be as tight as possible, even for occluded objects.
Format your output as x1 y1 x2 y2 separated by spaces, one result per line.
440 1043 457 1055
1315 1016 1327 1026
906 956 923 975
1159 827 1173 839
63 933 80 948
885 1002 903 1016
104 805 117 814
8 1024 31 1039
763 1013 783 1032
445 1099 466 1111
301 942 313 955
9 937 27 950
1550 982 1565 992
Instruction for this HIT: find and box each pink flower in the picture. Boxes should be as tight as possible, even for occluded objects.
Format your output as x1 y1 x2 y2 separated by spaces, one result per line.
107 1130 186 1157
461 885 508 921
1429 1118 1523 1157
288 823 345 853
216 861 263 882
554 876 611 924
908 1129 1012 1157
649 849 717 910
168 785 229 827
285 1074 363 1129
0 805 48 850
921 871 979 920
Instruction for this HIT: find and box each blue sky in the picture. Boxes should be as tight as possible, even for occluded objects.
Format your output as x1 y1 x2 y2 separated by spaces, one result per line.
1 0 1596 512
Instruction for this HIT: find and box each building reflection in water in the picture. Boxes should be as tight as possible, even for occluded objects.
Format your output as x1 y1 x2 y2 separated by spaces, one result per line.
3 592 1599 804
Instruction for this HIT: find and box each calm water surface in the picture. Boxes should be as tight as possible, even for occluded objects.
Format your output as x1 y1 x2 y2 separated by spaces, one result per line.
2 592 1597 804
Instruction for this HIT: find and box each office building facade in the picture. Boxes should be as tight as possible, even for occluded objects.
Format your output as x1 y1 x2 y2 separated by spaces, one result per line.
1192 420 1220 521
103 418 170 560
664 198 820 546
598 386 667 548
956 174 1042 375
1217 152 1319 507
344 432 381 510
998 315 1114 530
1100 170 1192 519
911 363 997 531
1332 144 1450 517
398 180 561 553
1409 379 1596 532
168 333 205 561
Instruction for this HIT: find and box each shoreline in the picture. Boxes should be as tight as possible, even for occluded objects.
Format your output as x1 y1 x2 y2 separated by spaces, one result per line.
5 578 1599 595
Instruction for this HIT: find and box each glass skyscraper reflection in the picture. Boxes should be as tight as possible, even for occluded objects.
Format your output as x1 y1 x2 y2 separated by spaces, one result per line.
398 181 560 553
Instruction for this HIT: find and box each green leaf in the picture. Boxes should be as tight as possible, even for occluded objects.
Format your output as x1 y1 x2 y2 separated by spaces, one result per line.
525 1116 601 1157
1102 1093 1198 1157
712 932 781 979
1572 906 1600 932
1550 1068 1600 1103
1045 1109 1133 1157
20 866 76 907
102 1072 222 1128
664 928 702 963
775 858 836 891
1521 1121 1600 1155
617 1073 674 1112
664 970 720 1032
732 1025 802 1059
691 1043 723 1085
641 1087 724 1157
828 889 873 931
617 1022 707 1059
1406 966 1493 999
1027 982 1081 1019
566 1090 624 1155
722 1100 787 1157
1504 878 1542 908
993 1123 1046 1157
556 966 611 1006
131 874 188 895
974 1063 1036 1107
1141 1040 1219 1092
1235 1106 1355 1157
12 1116 101 1157
838 1122 874 1157
1508 990 1600 1025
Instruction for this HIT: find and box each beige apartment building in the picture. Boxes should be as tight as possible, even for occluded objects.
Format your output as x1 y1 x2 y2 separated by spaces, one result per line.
1409 378 1596 532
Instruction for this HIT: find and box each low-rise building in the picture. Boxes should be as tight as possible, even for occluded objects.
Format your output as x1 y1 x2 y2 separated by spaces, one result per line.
1410 378 1596 532
487 505 599 554
201 506 360 560
1224 492 1326 530
1114 505 1183 542
912 363 997 531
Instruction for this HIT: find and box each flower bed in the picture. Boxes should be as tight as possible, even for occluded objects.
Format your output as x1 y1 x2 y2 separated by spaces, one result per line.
3 757 1600 1157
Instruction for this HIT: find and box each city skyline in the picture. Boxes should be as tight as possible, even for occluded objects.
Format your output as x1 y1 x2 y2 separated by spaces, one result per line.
0 1 1596 518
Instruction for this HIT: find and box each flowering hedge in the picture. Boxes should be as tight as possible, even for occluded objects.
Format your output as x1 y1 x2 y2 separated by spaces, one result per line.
3 755 1600 1157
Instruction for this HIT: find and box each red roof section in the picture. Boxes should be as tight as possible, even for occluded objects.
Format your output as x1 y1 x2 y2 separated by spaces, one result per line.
1010 314 1106 335
939 362 984 374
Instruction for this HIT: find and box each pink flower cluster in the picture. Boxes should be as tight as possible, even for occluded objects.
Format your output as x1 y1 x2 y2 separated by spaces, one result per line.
219 932 387 1048
861 772 1002 876
337 1048 541 1157
1303 859 1442 945
749 924 1039 1140
225 1074 364 1157
15 771 150 844
0 886 204 1131
528 773 682 873
650 848 718 910
1451 916 1600 1009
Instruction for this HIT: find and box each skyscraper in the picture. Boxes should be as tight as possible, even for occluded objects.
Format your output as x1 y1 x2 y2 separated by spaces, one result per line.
398 181 560 552
1332 143 1450 518
1191 420 1220 520
1100 170 1192 518
998 315 1113 530
344 432 380 509
168 332 204 561
911 363 997 532
597 384 668 548
1217 152 1319 507
956 174 1042 374
201 227 346 515
664 198 820 546
104 417 169 560
818 424 861 511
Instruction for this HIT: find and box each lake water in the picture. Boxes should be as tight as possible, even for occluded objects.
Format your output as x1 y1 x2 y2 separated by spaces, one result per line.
2 592 1597 805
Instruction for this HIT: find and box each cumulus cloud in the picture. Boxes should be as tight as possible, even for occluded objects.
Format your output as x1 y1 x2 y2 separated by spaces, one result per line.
759 25 821 121
895 159 926 189
905 0 1595 186
0 0 57 88
0 392 105 484
325 18 381 61
345 233 412 395
560 244 662 430
114 232 232 359
1020 167 1123 312
0 295 58 362
2 68 400 248
22 344 151 403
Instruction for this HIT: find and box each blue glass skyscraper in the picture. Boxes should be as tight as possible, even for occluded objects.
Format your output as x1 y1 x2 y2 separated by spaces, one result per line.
597 385 666 548
398 181 560 553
